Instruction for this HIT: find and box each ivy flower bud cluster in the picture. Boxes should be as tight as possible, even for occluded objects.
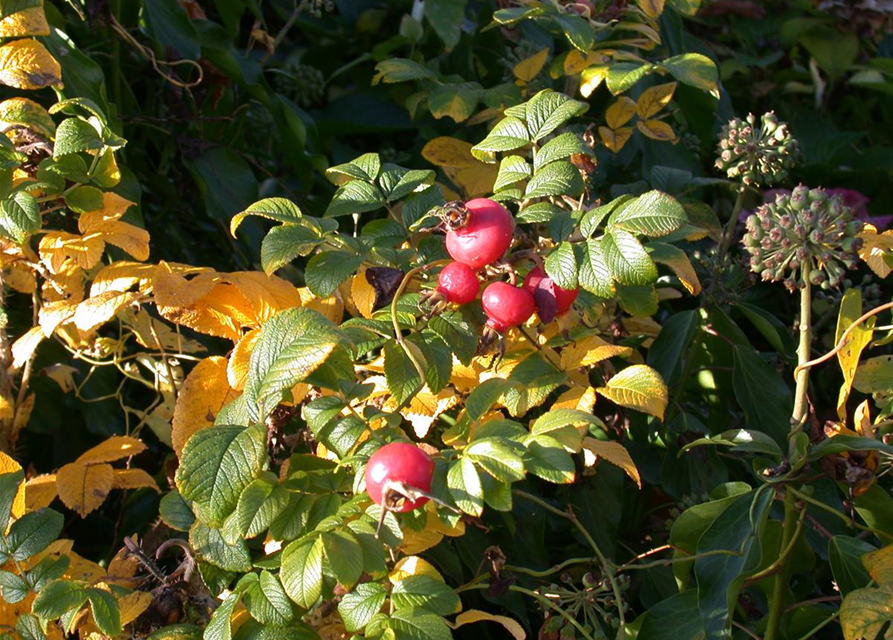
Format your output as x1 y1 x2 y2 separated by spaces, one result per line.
715 112 799 186
742 186 863 291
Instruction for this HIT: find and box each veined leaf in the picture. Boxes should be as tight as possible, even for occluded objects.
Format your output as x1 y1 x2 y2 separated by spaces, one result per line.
230 198 302 236
597 364 668 419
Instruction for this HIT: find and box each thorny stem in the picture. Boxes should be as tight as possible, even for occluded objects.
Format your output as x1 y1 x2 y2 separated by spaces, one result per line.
718 187 748 257
513 490 626 631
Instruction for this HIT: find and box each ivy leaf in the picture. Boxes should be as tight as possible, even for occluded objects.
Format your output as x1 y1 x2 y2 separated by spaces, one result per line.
524 90 588 142
175 423 267 526
339 583 388 632
304 250 363 298
597 364 668 420
325 180 385 217
243 307 346 421
230 197 303 236
447 457 484 517
603 229 658 286
609 191 687 237
732 345 792 444
525 160 584 199
280 535 325 609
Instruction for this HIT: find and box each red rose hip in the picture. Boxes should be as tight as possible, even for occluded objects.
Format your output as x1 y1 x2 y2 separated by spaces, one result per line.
436 262 480 305
365 442 435 513
445 198 514 270
482 282 536 332
523 266 579 322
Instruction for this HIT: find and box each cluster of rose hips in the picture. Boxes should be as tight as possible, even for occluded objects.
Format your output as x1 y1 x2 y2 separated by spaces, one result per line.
427 198 578 347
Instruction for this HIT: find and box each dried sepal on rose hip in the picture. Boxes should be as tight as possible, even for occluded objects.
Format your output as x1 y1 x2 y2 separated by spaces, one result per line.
440 198 515 270
364 442 435 514
523 265 579 323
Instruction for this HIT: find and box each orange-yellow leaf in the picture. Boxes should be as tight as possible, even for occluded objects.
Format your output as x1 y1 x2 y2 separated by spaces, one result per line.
637 119 677 142
0 451 25 519
395 387 459 439
583 437 642 488
513 47 549 83
56 462 114 517
39 231 105 272
837 289 875 420
452 610 525 640
0 38 61 90
4 262 35 293
389 556 445 584
858 224 893 279
72 290 139 334
172 356 237 456
118 591 154 626
606 96 637 129
0 8 49 39
297 287 344 324
25 474 57 511
11 325 43 369
90 261 157 296
111 468 159 492
636 82 676 119
350 267 376 319
560 336 632 370
77 435 147 465
597 364 668 420
599 125 633 153
422 137 480 168
228 328 260 391
637 0 666 18
224 271 302 324
400 527 444 556
580 65 609 98
564 50 609 75
553 386 597 413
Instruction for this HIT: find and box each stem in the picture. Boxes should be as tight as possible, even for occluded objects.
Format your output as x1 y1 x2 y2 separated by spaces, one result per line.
743 500 805 586
508 586 598 640
718 187 748 256
793 611 839 640
513 490 626 631
790 278 812 446
764 489 799 640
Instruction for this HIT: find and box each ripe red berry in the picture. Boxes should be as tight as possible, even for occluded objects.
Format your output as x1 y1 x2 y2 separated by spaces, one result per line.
364 442 435 513
436 262 480 305
523 266 579 322
481 282 536 332
445 198 514 270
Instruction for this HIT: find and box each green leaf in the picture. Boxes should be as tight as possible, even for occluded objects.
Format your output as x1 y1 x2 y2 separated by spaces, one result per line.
327 153 381 184
525 90 589 141
388 608 453 640
647 309 699 387
31 580 87 621
603 229 657 286
466 378 518 422
841 586 893 640
321 530 364 588
0 508 63 562
231 198 303 236
63 185 103 214
734 303 797 362
854 355 893 394
524 435 576 483
379 167 436 202
0 191 40 244
471 116 530 162
616 283 659 317
427 309 478 365
0 570 29 603
447 457 484 516
465 438 526 484
48 97 107 123
667 0 701 15
552 13 595 52
732 346 792 445
854 485 893 543
392 575 460 615
243 307 345 421
502 353 566 417
695 489 772 638
678 429 782 457
383 340 426 408
86 588 121 636
26 554 69 592
280 535 325 609
0 0 42 20
234 477 289 540
304 250 363 298
425 0 468 49
580 196 632 237
532 408 601 436
597 364 668 419
140 0 201 60
338 583 387 632
830 536 876 596
534 132 588 170
260 224 323 275
606 62 655 94
0 470 23 532
175 424 267 526
325 180 385 217
204 592 240 640
525 160 584 198
190 521 252 572
810 435 893 460
494 155 531 192
637 590 705 640
53 119 104 159
15 614 46 640
158 490 195 532
373 59 437 84
544 242 578 290
661 53 719 98
241 571 295 625
578 238 615 298
428 82 481 122
609 190 686 237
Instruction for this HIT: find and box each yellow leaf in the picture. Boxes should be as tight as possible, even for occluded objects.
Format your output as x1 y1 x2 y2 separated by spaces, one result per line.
553 386 597 413
228 328 260 391
637 0 666 18
564 50 609 75
225 271 302 324
56 461 114 517
583 437 642 488
389 556 445 584
637 119 677 142
560 336 632 370
649 244 702 295
597 364 668 420
606 97 637 129
0 7 49 38
41 258 85 305
78 193 149 262
449 358 480 393
154 264 247 341
425 503 465 537
451 610 525 640
422 137 480 168
400 527 444 555
599 125 633 153
0 451 25 519
351 267 376 319
111 468 159 492
11 325 43 369
25 474 57 511
90 261 157 296
0 38 61 90
72 290 139 334
77 435 147 464
41 363 78 392
863 544 893 585
39 231 105 272
636 82 676 119
837 289 875 420
4 262 35 293
172 356 237 456
580 65 609 98
297 287 344 324
121 308 206 353
393 387 459 439
37 299 77 336
513 47 549 83
840 585 893 640
0 96 55 138
118 591 153 626
858 224 893 279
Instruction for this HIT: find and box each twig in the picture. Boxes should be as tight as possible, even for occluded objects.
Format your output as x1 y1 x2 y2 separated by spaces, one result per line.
733 621 763 640
509 585 597 640
784 595 840 613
